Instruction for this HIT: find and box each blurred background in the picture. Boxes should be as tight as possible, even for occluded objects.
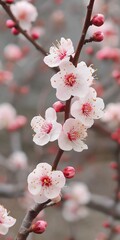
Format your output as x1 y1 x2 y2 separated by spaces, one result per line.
0 0 120 239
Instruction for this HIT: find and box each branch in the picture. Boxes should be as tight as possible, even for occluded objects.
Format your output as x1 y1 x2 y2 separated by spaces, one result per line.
0 0 47 56
16 200 51 240
87 194 120 220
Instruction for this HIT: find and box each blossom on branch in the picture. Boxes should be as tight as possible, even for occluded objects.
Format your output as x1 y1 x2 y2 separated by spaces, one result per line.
27 162 66 203
31 107 62 146
44 38 74 67
10 1 38 31
50 61 93 101
62 182 91 222
0 205 16 235
71 87 104 127
58 118 88 152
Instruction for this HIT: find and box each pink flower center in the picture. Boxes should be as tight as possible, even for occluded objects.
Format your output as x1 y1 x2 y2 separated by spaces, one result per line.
58 50 67 60
82 103 92 116
64 73 76 87
41 122 53 134
68 128 80 141
18 11 27 20
41 176 52 187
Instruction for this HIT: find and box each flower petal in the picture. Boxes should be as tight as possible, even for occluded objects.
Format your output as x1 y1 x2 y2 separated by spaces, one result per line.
33 133 50 146
45 107 57 122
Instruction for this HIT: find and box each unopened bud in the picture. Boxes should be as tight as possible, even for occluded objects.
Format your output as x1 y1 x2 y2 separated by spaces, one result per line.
6 20 15 28
53 101 65 112
31 220 47 234
31 31 40 40
11 27 19 35
63 166 75 179
6 0 14 3
93 31 104 42
102 221 110 228
110 161 118 169
91 14 105 27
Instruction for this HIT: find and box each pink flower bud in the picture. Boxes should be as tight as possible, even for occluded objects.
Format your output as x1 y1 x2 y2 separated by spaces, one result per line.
7 116 27 132
31 31 40 40
110 161 118 170
85 46 94 55
91 14 105 27
93 31 104 42
6 20 15 28
6 0 14 3
11 27 19 35
31 220 47 234
102 221 110 228
63 166 75 179
53 101 65 112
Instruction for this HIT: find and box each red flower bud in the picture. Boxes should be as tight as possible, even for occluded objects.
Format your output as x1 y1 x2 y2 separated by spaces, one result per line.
11 27 19 35
7 116 27 132
31 220 47 234
6 20 15 28
5 0 14 3
110 162 118 169
63 166 75 179
102 221 110 228
91 14 105 27
31 32 40 40
93 31 104 42
53 101 65 112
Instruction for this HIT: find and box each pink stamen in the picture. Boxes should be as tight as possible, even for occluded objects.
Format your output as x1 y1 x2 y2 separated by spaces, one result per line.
64 73 76 87
40 176 52 187
82 103 92 116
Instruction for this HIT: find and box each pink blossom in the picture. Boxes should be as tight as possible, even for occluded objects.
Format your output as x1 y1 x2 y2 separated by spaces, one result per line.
27 162 66 203
8 151 28 170
62 182 90 222
71 88 104 127
101 103 120 128
0 70 13 85
96 47 120 62
50 61 94 101
0 103 16 129
31 107 62 146
58 118 88 152
4 44 23 61
44 38 74 67
10 1 38 30
0 205 16 235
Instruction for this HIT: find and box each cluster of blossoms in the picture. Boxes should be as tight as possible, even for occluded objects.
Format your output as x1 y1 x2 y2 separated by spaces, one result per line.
28 37 104 203
0 205 16 235
31 37 104 152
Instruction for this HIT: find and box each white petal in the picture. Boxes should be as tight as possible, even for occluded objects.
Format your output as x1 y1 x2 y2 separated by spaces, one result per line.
33 191 48 203
50 72 62 88
44 186 61 199
27 171 41 195
72 139 88 152
4 216 16 227
0 225 8 235
56 85 71 101
52 171 66 188
50 122 62 141
31 116 44 133
44 54 60 68
36 162 52 174
45 107 57 122
58 131 72 151
33 133 50 146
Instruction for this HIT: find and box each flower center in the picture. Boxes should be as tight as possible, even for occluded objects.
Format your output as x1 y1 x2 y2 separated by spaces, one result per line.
64 73 76 87
41 122 53 134
68 128 80 141
59 50 67 60
41 176 52 187
19 11 27 20
82 103 92 116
